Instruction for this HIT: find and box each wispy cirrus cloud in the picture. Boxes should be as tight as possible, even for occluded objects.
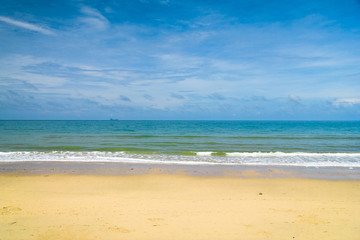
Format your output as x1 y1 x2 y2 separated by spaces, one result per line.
79 6 109 30
0 16 55 35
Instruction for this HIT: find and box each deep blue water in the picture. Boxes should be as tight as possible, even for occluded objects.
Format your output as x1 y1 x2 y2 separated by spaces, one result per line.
0 120 359 167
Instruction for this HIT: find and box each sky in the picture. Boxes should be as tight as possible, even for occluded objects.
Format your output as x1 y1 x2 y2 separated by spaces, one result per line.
0 0 360 120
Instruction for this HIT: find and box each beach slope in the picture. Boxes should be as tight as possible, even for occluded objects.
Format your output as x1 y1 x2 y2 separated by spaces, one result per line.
1 174 360 240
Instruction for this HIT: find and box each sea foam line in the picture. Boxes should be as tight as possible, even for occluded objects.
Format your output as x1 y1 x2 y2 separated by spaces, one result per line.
224 152 360 157
2 151 360 156
0 151 360 167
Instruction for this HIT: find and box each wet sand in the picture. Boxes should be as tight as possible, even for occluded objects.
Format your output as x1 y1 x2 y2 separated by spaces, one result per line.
1 163 360 240
1 161 360 179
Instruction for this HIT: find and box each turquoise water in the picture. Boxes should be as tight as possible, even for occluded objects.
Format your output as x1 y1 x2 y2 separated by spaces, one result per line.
0 120 359 167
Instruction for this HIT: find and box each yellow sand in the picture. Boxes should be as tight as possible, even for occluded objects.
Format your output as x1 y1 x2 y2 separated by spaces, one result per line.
1 174 360 240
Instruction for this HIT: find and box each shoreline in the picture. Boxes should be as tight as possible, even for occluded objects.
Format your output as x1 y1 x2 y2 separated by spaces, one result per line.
1 161 360 180
2 151 360 169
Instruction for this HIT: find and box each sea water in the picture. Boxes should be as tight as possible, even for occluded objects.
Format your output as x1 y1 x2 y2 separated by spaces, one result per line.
0 120 359 167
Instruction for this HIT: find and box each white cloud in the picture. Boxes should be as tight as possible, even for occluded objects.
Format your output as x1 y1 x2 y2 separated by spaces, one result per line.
79 6 109 30
0 55 67 87
288 94 302 104
333 98 360 107
0 16 55 35
80 6 105 19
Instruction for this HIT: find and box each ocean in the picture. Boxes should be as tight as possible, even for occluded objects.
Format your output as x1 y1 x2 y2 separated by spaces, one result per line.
0 120 359 167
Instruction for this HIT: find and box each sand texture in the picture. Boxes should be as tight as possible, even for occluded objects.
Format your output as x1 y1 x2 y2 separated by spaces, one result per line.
1 174 360 240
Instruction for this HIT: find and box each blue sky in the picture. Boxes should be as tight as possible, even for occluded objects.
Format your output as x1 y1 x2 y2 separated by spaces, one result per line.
0 0 360 120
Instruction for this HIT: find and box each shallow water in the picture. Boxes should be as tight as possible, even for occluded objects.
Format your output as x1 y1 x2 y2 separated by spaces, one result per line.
0 120 359 167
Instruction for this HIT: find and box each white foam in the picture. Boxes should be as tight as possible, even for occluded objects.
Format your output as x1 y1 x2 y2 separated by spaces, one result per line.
0 151 360 168
226 152 360 157
196 152 213 156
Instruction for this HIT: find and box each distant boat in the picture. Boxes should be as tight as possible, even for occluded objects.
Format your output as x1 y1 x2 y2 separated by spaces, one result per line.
109 118 120 121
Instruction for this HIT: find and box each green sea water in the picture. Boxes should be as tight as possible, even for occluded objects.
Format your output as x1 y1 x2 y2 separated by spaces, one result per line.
0 120 359 167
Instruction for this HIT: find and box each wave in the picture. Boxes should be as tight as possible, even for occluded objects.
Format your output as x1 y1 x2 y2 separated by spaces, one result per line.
0 151 360 168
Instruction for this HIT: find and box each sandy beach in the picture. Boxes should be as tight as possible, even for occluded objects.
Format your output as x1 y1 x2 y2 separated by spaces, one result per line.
1 163 360 240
